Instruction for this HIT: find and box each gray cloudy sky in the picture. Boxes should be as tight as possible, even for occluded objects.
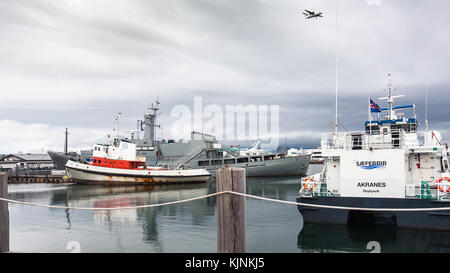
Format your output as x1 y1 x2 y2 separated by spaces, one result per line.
1 0 450 153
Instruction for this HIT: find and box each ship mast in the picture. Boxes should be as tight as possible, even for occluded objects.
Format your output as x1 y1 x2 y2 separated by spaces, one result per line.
335 2 339 139
387 73 394 120
143 98 160 145
64 128 68 155
114 112 122 140
425 82 429 132
379 73 404 121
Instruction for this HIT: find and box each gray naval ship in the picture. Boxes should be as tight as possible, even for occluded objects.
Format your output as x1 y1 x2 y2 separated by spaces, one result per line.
133 100 311 177
49 100 310 177
48 128 93 170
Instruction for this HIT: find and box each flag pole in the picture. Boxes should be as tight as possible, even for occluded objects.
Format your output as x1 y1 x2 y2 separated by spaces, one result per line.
369 98 372 147
425 82 429 132
334 1 339 144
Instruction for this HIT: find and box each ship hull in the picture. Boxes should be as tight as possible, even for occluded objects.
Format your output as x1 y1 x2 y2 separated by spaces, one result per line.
297 196 450 231
48 151 81 170
48 151 71 170
66 160 210 185
192 154 311 178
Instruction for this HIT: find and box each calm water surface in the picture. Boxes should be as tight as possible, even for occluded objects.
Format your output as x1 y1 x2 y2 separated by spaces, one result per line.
7 165 450 253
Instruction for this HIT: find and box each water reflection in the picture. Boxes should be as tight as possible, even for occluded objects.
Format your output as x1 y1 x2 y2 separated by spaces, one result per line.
246 176 301 199
298 223 450 253
12 163 450 252
8 184 70 203
64 183 215 249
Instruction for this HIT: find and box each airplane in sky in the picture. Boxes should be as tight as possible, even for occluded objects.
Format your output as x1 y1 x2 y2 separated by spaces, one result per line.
302 10 323 19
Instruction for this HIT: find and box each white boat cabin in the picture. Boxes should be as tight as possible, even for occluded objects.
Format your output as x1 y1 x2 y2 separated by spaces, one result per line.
307 77 450 200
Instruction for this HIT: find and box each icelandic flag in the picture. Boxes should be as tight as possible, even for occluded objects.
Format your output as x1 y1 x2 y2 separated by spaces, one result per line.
370 99 382 113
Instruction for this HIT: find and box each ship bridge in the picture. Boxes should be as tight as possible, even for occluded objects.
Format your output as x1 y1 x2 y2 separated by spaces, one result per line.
365 117 417 135
322 75 445 152
322 111 443 152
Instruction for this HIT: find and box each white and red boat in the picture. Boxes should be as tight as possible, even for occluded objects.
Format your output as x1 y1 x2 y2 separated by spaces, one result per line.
65 139 211 185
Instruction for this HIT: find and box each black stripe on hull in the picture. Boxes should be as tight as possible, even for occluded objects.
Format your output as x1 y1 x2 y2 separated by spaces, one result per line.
297 196 450 231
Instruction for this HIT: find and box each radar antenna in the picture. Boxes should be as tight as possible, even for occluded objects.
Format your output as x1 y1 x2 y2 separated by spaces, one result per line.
378 73 404 120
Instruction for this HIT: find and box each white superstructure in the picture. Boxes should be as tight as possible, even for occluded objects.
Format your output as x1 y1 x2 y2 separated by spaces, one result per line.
93 140 139 162
304 75 450 200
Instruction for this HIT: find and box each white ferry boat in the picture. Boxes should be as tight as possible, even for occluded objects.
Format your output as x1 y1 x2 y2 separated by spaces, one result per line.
297 75 450 230
66 139 211 185
308 148 324 164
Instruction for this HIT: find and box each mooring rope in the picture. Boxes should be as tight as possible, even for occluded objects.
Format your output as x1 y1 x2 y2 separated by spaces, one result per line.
0 192 225 211
1 191 450 212
231 192 450 212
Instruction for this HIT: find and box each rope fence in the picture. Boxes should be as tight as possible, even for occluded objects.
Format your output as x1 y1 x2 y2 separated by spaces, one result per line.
0 192 224 211
1 191 450 212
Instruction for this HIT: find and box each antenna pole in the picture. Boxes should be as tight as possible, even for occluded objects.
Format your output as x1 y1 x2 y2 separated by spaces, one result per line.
114 112 122 140
368 98 372 134
387 73 394 120
335 2 339 138
425 82 429 132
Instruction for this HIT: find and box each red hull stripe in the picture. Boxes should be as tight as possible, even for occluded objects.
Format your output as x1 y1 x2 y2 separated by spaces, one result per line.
92 157 146 170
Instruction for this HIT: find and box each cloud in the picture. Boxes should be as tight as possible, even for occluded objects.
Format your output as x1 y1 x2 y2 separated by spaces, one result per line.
0 119 108 154
0 0 449 151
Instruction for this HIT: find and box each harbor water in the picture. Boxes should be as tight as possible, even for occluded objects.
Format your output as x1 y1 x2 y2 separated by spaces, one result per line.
7 165 450 253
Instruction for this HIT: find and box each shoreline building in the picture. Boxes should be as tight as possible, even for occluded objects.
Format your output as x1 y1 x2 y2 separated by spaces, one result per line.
0 153 54 174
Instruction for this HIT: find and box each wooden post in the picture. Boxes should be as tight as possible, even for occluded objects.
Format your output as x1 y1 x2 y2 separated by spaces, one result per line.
216 168 246 253
0 172 9 253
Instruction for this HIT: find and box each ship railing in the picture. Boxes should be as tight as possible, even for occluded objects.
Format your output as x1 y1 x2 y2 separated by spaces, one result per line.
409 181 450 200
221 146 241 157
299 177 335 197
11 168 52 176
321 130 428 151
300 178 450 200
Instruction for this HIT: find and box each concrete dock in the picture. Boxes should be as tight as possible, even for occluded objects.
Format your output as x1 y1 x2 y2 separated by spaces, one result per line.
8 175 71 184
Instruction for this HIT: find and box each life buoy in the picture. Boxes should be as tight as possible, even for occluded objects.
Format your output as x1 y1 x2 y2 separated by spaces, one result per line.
302 177 316 191
436 177 450 193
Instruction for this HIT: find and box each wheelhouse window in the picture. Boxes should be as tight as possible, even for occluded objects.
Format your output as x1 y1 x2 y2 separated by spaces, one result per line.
237 158 249 163
212 160 222 165
365 125 380 135
198 161 210 166
224 159 235 164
